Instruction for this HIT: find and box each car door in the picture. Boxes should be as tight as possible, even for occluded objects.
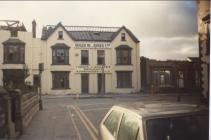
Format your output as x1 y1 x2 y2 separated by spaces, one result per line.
117 113 141 140
100 109 123 140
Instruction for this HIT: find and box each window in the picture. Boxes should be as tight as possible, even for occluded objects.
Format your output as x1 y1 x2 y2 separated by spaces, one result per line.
117 71 132 88
146 115 208 140
4 45 24 64
97 50 105 65
116 49 131 65
58 31 63 39
177 71 184 88
52 71 69 89
52 48 69 64
117 114 139 140
104 110 122 137
10 30 17 37
81 50 89 65
121 33 126 41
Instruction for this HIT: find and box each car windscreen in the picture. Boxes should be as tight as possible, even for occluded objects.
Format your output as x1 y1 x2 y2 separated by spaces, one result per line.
146 114 208 140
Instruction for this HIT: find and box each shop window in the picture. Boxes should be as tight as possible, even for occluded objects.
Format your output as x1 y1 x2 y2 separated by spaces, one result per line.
4 45 24 64
97 50 105 65
58 31 63 39
81 50 89 65
117 71 132 88
52 48 69 65
52 71 69 89
116 49 131 65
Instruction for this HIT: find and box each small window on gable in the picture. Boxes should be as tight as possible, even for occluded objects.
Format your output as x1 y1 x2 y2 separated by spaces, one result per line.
121 33 126 41
11 30 17 37
58 31 63 39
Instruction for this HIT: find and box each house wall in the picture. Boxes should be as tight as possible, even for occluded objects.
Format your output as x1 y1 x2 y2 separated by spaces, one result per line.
197 0 210 98
0 25 140 95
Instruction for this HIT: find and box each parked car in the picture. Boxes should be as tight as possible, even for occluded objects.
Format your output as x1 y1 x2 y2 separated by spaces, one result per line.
99 102 208 140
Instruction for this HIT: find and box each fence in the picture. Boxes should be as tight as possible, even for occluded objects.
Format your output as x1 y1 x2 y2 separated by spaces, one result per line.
0 88 39 139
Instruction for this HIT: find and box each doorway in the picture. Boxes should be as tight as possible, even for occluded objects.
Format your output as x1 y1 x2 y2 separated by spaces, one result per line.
98 74 105 94
81 74 89 94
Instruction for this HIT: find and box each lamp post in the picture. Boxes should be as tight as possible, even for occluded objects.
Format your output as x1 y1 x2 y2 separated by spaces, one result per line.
100 64 105 95
38 63 44 110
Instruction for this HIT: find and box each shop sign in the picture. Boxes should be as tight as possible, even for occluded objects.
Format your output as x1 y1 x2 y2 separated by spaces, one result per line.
75 65 111 73
75 43 111 49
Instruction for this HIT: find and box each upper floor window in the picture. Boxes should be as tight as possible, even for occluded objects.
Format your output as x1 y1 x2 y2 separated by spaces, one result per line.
10 30 17 37
81 50 89 65
97 50 105 65
58 31 63 39
116 46 132 65
51 43 69 65
3 39 25 64
121 33 126 41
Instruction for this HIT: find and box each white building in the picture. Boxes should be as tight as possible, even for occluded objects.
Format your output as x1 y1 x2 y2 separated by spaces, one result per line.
0 21 140 95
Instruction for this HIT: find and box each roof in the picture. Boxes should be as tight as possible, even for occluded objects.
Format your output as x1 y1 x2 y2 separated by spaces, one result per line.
116 102 208 118
2 38 25 45
41 22 140 43
51 43 70 48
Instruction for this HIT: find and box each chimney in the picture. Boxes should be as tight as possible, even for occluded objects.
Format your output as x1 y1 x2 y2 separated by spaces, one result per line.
32 19 36 38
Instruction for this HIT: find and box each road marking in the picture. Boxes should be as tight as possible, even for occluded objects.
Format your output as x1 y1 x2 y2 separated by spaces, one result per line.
81 107 109 112
72 106 98 140
77 102 114 107
75 106 98 136
66 106 82 140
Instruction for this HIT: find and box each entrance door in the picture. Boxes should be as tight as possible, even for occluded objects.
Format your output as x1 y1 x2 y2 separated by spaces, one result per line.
98 74 105 94
81 74 89 94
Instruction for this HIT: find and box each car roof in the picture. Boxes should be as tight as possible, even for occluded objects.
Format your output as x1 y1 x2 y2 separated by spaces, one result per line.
113 102 208 118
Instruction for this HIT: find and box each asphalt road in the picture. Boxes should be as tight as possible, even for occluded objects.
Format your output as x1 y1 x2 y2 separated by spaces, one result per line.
18 94 201 140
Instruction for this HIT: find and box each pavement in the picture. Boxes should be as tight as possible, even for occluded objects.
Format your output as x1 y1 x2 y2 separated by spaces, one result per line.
17 93 202 140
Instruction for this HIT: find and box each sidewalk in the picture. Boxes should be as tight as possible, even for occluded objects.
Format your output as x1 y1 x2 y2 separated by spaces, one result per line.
42 92 200 99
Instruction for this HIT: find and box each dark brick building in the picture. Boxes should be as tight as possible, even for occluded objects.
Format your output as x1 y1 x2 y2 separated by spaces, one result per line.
140 57 201 94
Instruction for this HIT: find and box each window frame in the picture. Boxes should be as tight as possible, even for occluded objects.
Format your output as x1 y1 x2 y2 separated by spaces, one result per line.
51 71 70 89
3 44 25 64
116 71 132 88
97 50 105 65
58 31 63 40
121 33 126 41
52 47 69 65
116 48 132 65
81 50 89 65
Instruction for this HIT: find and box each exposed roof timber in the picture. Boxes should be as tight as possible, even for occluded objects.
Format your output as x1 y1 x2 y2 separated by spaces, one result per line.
0 20 26 31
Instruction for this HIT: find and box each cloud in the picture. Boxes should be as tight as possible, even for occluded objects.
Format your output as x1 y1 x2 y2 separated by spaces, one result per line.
0 1 198 60
140 36 198 60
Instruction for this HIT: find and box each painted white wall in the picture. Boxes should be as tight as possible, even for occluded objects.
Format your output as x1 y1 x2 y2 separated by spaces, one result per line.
0 25 141 94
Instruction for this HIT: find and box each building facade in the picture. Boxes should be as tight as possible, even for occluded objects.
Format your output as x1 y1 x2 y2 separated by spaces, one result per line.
197 0 210 99
0 21 140 95
140 57 201 93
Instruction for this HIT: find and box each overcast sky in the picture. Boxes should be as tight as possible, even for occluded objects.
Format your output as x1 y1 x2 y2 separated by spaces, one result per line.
0 1 198 60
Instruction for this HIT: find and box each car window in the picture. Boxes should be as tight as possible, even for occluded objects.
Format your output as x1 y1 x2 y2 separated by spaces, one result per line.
103 110 122 137
146 115 208 140
117 114 139 140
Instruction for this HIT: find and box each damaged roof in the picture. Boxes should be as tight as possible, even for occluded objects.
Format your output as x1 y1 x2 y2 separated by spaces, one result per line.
41 22 139 43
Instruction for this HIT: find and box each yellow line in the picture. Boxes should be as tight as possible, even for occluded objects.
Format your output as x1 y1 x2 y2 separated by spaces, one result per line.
66 106 82 140
72 106 98 140
75 106 98 136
